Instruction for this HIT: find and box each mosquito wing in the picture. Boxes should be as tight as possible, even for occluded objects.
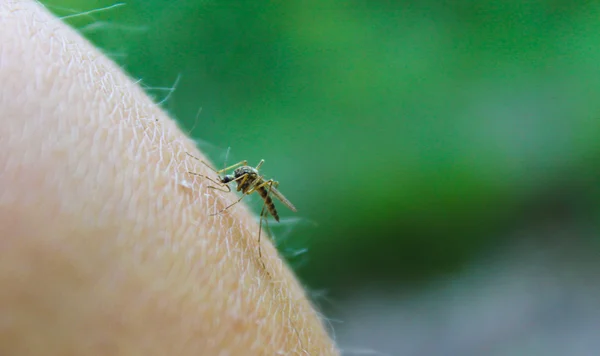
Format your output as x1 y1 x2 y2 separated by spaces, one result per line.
269 185 297 212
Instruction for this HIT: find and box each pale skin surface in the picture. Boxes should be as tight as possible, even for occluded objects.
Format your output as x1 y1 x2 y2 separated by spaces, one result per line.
0 1 339 355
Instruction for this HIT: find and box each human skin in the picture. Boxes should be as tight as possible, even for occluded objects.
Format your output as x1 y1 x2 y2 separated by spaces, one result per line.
0 1 338 355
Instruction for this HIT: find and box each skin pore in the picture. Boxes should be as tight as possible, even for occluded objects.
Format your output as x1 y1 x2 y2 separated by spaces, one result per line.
0 1 338 355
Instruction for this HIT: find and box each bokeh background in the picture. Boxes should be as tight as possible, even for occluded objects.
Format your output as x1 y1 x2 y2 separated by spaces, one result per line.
43 1 600 354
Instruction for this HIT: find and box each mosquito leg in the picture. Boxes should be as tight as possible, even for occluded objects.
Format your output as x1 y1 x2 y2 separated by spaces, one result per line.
258 203 268 260
209 176 247 211
185 152 246 177
185 152 201 161
186 152 233 192
186 172 230 192
255 159 265 170
205 171 251 194
210 193 244 216
187 172 231 193
263 215 272 245
245 178 276 194
215 160 248 175
209 174 258 215
230 173 250 193
206 183 231 193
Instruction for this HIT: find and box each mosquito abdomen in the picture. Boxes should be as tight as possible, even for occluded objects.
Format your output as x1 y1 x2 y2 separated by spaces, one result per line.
257 186 279 222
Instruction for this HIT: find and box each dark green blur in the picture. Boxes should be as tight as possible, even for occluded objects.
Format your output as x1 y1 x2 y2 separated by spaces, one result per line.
44 0 600 295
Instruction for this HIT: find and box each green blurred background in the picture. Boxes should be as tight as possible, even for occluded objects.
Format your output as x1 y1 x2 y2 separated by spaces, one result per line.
43 0 600 305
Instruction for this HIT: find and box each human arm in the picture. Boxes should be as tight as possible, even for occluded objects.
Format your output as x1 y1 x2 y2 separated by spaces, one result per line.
0 1 338 354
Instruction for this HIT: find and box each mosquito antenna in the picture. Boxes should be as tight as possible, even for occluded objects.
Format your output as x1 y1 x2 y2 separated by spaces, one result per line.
258 203 268 262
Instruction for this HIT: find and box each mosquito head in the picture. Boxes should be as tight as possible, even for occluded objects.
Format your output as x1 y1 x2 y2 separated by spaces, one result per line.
220 174 235 184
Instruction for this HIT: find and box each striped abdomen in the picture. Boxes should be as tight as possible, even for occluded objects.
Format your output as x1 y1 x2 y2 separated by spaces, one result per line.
257 185 279 222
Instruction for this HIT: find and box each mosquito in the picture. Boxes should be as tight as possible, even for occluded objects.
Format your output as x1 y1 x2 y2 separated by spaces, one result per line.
186 153 297 259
